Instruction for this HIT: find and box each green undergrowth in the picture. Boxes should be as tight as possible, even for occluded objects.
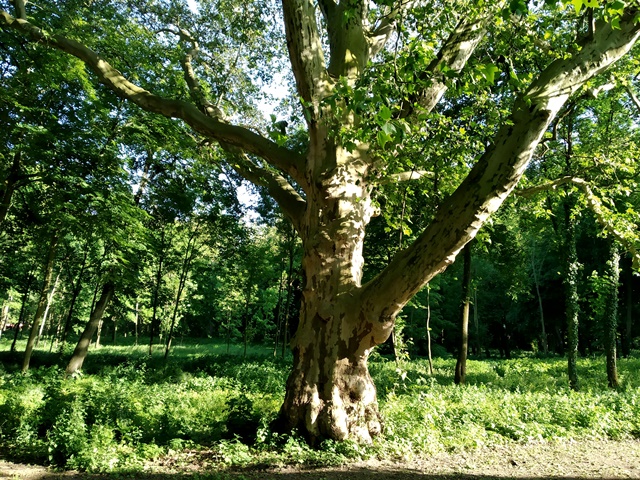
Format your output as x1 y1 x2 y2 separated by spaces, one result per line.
0 345 639 473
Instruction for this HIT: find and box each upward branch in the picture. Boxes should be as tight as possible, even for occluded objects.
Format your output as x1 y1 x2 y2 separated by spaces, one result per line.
0 11 307 189
399 5 501 118
282 0 331 115
171 26 307 229
361 8 640 320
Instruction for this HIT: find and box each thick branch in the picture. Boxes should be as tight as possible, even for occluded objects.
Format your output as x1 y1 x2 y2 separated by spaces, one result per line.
518 176 640 268
0 11 307 188
362 8 640 320
399 6 499 118
626 84 640 112
282 0 331 111
230 153 306 233
367 0 415 59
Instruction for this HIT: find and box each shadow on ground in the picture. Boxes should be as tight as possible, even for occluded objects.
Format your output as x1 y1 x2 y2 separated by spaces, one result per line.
0 463 634 480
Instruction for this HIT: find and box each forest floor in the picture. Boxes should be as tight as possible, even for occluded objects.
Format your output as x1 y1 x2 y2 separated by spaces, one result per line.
2 439 639 480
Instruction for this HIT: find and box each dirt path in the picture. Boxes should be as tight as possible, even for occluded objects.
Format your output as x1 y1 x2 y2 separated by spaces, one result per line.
2 439 639 480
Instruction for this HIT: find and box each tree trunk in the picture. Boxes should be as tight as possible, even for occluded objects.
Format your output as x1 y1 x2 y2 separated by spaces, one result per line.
22 232 58 373
281 242 295 358
165 226 198 359
622 257 634 357
531 243 549 354
11 271 33 354
273 266 285 357
0 295 11 341
65 282 114 375
134 298 139 346
0 150 22 224
455 243 472 385
472 286 479 355
604 239 620 388
564 198 580 391
95 317 103 348
425 284 433 376
149 234 166 356
35 268 60 347
59 250 88 351
276 160 384 444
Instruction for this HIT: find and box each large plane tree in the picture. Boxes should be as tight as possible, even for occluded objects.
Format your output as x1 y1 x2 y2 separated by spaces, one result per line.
2 0 640 443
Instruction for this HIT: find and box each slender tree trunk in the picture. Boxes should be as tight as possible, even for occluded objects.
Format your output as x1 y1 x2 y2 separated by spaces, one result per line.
95 318 103 348
149 234 166 356
0 295 11 340
11 271 34 354
425 284 433 376
281 238 295 358
36 269 60 347
165 226 198 359
226 313 231 354
455 243 472 385
65 282 114 375
391 187 408 365
273 267 285 357
622 257 634 357
22 232 59 373
134 298 139 346
472 286 479 355
564 198 580 391
0 150 21 224
50 311 63 352
59 250 88 351
604 239 620 388
531 243 549 354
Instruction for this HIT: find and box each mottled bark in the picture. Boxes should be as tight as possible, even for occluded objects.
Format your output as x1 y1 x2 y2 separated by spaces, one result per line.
604 239 620 389
65 282 114 376
455 243 472 385
22 232 58 373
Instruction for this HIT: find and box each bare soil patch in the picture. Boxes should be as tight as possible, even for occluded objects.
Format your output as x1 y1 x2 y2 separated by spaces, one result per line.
2 439 639 480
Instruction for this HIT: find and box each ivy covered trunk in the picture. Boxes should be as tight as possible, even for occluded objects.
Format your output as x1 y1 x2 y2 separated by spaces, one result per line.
564 198 580 391
604 239 620 389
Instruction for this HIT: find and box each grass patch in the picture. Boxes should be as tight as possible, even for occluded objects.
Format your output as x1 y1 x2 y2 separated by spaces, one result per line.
1 338 639 472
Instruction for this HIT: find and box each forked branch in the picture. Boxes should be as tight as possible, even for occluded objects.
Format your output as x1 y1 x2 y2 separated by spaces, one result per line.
0 11 307 189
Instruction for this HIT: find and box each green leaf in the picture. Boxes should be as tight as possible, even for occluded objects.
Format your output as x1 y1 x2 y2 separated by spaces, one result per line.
381 122 396 136
379 106 392 122
376 130 393 148
571 0 584 14
480 64 500 85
